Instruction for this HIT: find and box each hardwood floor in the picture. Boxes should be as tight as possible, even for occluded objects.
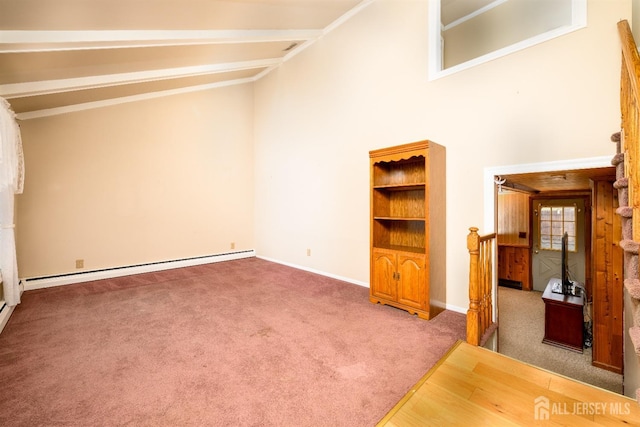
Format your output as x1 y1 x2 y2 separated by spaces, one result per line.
377 341 640 426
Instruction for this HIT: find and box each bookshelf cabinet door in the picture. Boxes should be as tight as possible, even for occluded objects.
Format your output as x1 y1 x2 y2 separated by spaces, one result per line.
396 253 426 310
372 249 397 301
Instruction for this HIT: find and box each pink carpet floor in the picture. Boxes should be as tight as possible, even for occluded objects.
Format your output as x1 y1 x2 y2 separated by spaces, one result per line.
0 257 465 426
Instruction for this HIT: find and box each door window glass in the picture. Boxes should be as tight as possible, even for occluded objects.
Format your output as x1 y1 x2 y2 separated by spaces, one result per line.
539 205 576 251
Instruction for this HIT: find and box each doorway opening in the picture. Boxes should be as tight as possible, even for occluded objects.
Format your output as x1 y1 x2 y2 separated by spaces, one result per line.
484 157 621 392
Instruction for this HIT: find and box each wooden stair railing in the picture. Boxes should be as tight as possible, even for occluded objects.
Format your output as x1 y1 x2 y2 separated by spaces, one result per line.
466 227 497 346
619 20 640 242
617 19 640 402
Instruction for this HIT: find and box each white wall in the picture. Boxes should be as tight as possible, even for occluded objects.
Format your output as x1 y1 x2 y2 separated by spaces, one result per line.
17 85 255 278
254 0 630 312
633 0 640 41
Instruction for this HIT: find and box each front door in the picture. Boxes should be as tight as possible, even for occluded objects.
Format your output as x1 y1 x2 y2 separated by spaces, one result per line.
532 198 586 292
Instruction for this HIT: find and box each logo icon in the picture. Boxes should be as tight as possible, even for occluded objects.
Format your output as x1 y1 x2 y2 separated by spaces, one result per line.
534 396 550 420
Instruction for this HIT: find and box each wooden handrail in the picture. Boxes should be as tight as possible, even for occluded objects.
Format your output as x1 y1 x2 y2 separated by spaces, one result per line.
618 20 640 401
619 20 640 242
467 227 497 346
619 20 640 100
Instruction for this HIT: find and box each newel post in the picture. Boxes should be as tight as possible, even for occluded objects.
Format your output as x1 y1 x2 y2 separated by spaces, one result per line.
467 227 480 345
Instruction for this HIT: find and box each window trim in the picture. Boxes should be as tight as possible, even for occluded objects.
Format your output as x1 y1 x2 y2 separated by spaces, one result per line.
538 204 577 252
428 0 587 81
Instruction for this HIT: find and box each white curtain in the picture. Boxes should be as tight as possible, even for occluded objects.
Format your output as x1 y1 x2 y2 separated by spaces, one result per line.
0 98 25 307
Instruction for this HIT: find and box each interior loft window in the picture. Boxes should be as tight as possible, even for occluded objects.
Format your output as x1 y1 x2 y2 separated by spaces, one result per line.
539 205 576 251
428 0 587 80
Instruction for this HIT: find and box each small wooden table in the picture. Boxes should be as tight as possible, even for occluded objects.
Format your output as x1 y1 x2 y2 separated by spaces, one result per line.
542 279 584 353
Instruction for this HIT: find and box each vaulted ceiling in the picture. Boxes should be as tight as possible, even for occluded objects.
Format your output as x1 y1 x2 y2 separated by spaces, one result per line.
1 0 510 120
2 1 614 191
0 0 372 119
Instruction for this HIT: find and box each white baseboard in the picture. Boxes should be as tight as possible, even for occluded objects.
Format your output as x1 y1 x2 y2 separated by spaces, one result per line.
445 303 467 314
23 250 256 291
19 251 468 317
256 256 468 314
256 256 370 288
0 303 15 334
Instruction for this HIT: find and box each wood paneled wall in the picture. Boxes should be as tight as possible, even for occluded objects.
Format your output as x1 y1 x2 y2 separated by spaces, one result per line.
498 190 530 246
591 178 623 373
498 246 531 291
498 190 531 290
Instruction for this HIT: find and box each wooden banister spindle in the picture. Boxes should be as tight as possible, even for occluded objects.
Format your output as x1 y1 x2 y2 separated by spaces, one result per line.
467 227 480 346
483 239 493 336
467 228 496 346
480 241 487 336
485 241 493 335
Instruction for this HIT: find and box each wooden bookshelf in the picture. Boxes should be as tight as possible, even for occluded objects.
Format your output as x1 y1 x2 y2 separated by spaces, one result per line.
369 140 446 319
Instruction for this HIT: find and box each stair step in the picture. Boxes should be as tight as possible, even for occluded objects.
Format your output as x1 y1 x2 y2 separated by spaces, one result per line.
626 278 640 300
617 206 634 219
629 326 640 354
614 177 629 189
611 131 621 142
612 152 625 166
621 239 640 254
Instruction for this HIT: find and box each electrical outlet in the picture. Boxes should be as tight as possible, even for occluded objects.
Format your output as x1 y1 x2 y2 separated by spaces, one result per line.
230 242 235 250
75 259 84 269
307 249 311 256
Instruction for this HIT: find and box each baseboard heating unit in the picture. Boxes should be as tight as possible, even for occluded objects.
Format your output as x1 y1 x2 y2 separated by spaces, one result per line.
23 250 256 291
498 278 522 290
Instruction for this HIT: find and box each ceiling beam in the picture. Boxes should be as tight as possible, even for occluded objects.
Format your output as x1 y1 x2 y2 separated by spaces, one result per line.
0 58 280 98
0 29 322 53
15 77 257 121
